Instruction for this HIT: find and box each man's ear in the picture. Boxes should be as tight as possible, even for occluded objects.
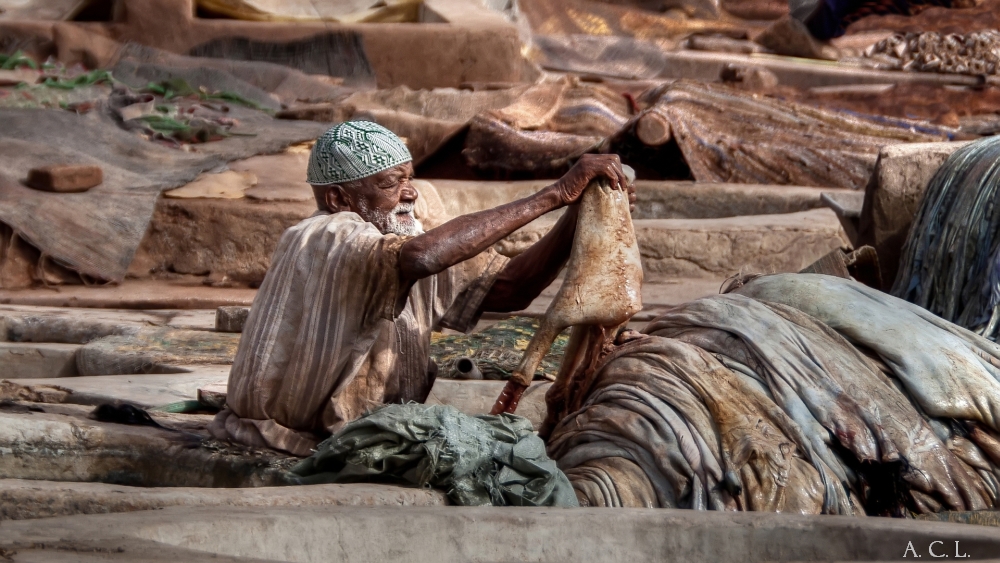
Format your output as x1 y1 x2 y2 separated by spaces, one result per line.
325 185 353 213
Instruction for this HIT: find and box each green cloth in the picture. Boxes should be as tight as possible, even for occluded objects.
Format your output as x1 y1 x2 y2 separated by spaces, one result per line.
290 404 579 507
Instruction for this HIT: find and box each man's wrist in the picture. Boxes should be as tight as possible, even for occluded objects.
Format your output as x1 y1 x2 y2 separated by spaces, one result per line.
538 183 566 210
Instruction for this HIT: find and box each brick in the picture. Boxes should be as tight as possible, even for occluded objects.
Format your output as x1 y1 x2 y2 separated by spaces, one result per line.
25 164 102 193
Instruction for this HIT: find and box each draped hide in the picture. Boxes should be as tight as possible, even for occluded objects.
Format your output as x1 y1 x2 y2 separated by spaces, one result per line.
892 135 1000 333
610 82 950 189
459 80 946 189
546 274 1000 516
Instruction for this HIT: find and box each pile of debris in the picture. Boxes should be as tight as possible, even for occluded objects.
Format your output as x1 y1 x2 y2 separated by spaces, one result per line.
546 273 1000 516
862 30 1000 74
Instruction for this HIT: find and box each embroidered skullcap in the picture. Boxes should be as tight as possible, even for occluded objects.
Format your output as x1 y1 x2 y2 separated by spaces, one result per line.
307 121 412 185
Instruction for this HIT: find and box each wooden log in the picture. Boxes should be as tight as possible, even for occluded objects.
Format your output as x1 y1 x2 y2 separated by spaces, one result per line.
635 110 672 146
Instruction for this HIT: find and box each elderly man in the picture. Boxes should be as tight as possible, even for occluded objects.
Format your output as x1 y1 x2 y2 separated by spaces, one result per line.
210 121 632 456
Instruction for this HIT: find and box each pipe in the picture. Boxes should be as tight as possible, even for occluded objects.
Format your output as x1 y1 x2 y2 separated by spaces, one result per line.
454 357 483 380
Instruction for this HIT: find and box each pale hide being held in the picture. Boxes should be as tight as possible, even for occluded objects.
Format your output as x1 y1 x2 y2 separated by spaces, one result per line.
492 166 643 414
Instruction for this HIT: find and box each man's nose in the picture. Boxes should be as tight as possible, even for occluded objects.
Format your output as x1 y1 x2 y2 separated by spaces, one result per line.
400 180 418 202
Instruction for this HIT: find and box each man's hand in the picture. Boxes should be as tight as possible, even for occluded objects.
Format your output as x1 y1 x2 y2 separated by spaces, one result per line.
626 174 637 214
552 154 631 206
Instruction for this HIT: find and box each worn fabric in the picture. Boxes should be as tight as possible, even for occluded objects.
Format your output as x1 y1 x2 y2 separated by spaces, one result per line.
209 211 507 456
188 32 377 90
290 403 579 507
196 0 421 23
548 274 1000 516
0 108 325 284
307 121 412 185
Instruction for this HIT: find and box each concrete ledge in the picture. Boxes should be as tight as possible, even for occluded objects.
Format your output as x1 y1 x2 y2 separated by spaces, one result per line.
5 505 1000 562
0 304 217 343
0 342 79 379
131 180 849 283
426 379 550 429
130 198 314 283
635 209 850 276
8 367 230 407
856 141 972 287
432 179 850 220
0 479 446 521
0 282 256 311
0 404 291 487
503 209 849 277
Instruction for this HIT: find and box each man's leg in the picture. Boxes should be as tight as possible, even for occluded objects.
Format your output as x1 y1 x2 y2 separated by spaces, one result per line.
791 0 954 40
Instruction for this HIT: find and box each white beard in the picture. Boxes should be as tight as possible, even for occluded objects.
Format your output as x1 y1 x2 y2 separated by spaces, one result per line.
357 200 424 236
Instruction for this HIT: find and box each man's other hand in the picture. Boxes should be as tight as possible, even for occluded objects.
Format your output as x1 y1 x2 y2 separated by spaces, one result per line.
626 172 636 214
553 154 630 206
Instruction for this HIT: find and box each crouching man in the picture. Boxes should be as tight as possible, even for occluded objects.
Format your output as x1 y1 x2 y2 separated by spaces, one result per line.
210 121 633 456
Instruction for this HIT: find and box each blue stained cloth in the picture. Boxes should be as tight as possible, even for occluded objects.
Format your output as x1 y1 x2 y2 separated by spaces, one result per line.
892 135 1000 331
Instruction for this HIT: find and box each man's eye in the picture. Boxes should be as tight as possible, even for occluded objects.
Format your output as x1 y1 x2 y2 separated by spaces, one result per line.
381 177 410 189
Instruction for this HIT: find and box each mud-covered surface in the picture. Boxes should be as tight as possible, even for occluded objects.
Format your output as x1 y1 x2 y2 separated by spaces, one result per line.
75 327 240 376
0 402 297 489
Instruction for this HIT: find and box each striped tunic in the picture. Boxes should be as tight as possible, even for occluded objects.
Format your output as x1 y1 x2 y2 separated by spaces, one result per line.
209 211 508 456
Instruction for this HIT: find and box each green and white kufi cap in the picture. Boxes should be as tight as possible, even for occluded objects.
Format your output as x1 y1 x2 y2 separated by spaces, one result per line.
307 121 412 185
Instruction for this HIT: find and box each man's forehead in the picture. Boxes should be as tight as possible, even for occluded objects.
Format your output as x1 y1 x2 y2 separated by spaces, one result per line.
369 162 413 182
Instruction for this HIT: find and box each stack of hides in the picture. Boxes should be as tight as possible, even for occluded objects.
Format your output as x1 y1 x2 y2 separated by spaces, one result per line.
546 274 1000 516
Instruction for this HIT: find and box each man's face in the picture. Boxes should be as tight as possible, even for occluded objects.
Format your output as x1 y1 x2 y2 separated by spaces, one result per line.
328 163 424 236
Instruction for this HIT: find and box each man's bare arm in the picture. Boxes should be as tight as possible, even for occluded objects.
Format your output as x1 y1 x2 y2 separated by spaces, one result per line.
398 155 628 281
478 204 579 313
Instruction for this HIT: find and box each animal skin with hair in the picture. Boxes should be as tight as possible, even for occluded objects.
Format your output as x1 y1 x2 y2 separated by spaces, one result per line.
491 166 643 414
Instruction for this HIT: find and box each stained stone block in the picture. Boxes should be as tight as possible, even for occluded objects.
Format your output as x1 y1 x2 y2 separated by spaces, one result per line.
216 306 250 333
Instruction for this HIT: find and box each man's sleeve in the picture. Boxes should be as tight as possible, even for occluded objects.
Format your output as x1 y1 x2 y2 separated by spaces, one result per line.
368 233 416 324
305 215 412 327
434 248 510 333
